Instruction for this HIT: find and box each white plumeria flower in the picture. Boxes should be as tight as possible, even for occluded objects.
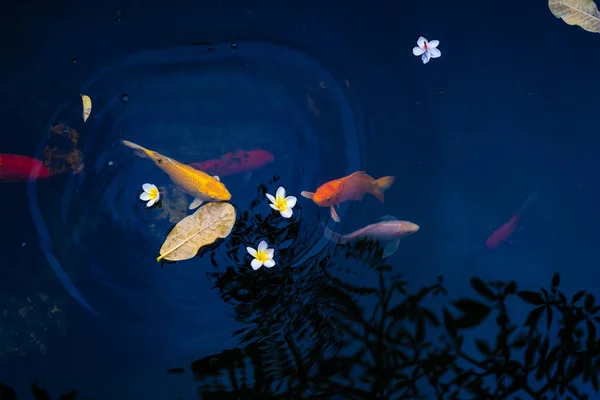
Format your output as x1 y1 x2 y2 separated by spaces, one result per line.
246 240 276 270
412 36 441 64
139 183 160 207
266 186 297 218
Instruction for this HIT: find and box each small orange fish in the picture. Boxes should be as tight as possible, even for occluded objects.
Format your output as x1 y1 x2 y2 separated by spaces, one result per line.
301 171 395 222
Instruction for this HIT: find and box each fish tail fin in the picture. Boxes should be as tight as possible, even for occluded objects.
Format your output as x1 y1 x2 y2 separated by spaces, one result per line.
372 176 395 203
321 223 344 244
120 140 151 159
518 188 539 213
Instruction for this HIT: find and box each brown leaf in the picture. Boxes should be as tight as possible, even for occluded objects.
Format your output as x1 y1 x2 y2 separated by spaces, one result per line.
549 0 600 33
157 202 236 262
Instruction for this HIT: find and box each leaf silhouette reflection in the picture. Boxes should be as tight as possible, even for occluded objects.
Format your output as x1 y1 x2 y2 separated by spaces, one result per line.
4 182 600 400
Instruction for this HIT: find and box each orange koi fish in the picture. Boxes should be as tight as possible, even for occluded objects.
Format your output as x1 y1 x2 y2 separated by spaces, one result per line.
486 191 537 249
0 154 52 182
301 171 395 222
324 215 419 257
190 150 273 182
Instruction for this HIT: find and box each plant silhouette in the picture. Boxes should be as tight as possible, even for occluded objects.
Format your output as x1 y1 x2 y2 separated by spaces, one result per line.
3 180 600 400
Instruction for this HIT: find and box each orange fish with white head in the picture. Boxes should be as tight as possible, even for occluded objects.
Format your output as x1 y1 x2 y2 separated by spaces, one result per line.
301 171 395 222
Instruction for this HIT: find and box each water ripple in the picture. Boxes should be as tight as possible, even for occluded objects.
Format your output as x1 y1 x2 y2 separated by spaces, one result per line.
27 41 365 352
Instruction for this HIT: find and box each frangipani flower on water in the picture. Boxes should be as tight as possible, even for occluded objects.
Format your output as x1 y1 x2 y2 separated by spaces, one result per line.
412 36 441 64
266 186 297 218
139 183 160 207
246 240 276 270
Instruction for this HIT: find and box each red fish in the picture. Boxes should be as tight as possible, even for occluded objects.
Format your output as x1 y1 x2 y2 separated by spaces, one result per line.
189 150 274 180
0 154 52 182
301 171 395 222
486 191 537 249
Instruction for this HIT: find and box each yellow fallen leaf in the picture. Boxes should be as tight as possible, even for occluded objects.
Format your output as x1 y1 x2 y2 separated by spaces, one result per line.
549 0 600 32
80 94 92 123
157 201 236 262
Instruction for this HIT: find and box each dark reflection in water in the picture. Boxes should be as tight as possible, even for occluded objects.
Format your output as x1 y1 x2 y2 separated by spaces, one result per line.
4 213 600 399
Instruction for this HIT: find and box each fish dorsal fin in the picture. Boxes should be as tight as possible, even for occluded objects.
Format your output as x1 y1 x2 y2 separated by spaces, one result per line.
213 175 220 181
348 170 367 178
381 215 397 221
165 157 191 172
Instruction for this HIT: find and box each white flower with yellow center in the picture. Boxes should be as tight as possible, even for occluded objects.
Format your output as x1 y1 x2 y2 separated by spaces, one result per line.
246 240 276 270
266 186 297 218
139 183 160 207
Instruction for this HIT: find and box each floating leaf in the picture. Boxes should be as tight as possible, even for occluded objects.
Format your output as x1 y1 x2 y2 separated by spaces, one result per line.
157 202 236 262
548 0 600 33
80 94 92 123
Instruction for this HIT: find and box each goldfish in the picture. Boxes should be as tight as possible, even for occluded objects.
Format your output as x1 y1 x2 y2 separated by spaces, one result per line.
120 140 231 209
486 190 538 249
324 215 419 257
190 150 274 183
301 171 395 222
0 154 52 182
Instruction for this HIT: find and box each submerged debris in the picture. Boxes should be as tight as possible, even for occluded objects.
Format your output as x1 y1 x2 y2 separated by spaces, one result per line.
44 123 84 175
0 292 66 360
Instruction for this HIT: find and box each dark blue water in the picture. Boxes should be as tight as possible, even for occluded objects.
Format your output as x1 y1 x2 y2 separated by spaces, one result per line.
2 0 600 399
